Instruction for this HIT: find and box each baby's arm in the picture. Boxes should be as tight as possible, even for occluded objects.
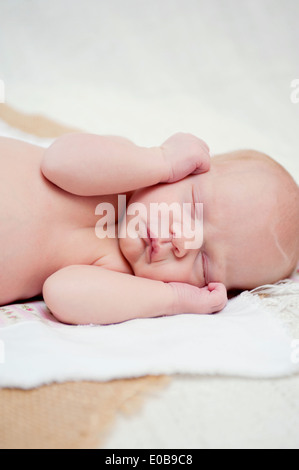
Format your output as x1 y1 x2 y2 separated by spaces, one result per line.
40 132 210 196
43 265 227 325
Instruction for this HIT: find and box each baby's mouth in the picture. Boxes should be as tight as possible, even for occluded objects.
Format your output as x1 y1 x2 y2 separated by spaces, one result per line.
146 227 166 263
146 227 154 262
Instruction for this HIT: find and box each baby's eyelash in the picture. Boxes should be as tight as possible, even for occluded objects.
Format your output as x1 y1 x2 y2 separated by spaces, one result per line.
191 186 196 218
201 252 207 285
191 185 203 220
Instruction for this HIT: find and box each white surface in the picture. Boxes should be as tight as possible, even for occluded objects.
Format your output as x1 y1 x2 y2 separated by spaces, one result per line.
104 374 299 449
1 292 298 389
0 0 299 180
0 0 298 449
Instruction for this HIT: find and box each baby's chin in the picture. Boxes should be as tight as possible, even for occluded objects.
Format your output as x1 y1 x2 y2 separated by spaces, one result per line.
127 254 165 281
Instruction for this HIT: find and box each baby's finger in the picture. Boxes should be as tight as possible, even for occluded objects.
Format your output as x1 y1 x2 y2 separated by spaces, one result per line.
169 281 227 315
207 283 228 312
198 139 210 155
191 149 211 174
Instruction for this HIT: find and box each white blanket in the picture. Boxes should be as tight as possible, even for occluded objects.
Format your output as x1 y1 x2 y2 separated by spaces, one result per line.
0 121 298 389
0 283 298 389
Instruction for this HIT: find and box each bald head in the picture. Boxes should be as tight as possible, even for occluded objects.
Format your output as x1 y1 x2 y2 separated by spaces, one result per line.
210 149 299 289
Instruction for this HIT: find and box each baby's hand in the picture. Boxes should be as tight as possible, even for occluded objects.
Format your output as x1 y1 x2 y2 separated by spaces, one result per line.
160 133 211 183
169 281 227 315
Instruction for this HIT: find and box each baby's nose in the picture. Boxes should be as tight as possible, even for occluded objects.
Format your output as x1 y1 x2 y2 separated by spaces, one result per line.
171 237 188 258
170 223 188 258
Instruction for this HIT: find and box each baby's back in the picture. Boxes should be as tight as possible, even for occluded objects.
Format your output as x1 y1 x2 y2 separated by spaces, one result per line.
0 137 125 305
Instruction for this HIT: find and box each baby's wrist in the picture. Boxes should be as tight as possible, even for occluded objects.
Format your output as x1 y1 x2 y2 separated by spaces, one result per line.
153 281 180 317
166 282 185 315
145 145 170 184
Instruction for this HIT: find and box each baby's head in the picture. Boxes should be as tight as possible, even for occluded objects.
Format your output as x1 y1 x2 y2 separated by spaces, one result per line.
119 150 299 292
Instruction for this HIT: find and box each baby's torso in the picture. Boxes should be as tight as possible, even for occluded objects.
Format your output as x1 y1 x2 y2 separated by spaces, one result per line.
0 136 132 304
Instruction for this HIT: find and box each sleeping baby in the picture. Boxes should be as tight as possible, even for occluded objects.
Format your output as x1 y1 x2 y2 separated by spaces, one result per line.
0 132 298 324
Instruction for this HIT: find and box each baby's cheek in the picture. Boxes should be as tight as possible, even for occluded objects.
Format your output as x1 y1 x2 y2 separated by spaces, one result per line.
132 262 165 281
137 263 189 284
119 236 140 265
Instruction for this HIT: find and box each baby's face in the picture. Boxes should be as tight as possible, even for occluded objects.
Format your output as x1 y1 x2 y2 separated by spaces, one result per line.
119 159 291 290
119 174 207 287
